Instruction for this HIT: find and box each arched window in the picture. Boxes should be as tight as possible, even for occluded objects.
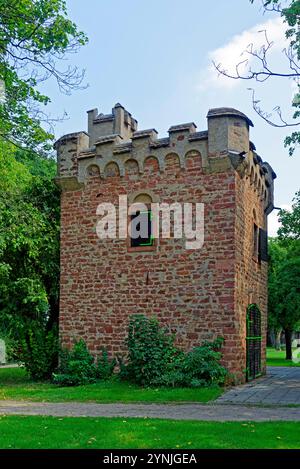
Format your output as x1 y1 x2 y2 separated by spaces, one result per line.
128 194 155 251
246 304 262 381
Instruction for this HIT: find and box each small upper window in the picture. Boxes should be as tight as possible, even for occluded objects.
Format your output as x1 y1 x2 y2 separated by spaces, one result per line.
258 228 268 262
253 222 259 261
253 223 268 263
130 209 154 248
128 194 155 251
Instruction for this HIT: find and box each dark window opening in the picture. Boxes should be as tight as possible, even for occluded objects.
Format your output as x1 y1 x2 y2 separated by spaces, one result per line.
130 209 154 248
253 223 259 260
258 228 268 262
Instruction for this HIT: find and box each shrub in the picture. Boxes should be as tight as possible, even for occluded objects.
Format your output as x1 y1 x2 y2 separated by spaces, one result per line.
18 325 59 380
123 315 228 388
52 339 97 386
123 314 181 386
155 338 228 387
182 338 228 386
96 348 116 380
52 340 116 386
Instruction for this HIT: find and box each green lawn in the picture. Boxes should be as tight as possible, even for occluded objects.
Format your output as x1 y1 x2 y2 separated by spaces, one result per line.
266 348 300 367
1 350 299 405
0 416 299 449
0 367 221 403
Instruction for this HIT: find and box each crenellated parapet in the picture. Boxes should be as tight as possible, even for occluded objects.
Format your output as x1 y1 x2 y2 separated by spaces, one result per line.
245 151 277 215
54 131 89 190
54 104 276 212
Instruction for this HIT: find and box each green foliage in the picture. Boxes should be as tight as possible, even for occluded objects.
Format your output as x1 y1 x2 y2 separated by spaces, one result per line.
0 0 82 348
53 340 97 386
268 238 288 333
15 149 56 179
177 338 227 387
96 348 116 381
123 315 227 388
278 190 300 239
269 191 300 339
273 252 300 331
0 139 60 340
268 236 300 358
284 129 300 157
18 324 59 380
123 315 180 386
53 341 116 386
0 0 88 152
153 338 228 388
0 142 31 194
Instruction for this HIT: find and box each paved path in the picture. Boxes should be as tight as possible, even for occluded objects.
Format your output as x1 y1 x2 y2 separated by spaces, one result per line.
0 364 19 368
217 367 300 405
0 400 299 421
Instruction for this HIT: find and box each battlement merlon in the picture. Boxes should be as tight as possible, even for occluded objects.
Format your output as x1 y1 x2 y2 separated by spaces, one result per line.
54 106 276 211
207 107 253 156
87 103 138 146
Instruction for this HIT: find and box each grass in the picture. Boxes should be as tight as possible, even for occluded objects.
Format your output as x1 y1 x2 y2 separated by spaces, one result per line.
266 347 300 367
0 367 222 403
0 416 299 449
0 349 298 405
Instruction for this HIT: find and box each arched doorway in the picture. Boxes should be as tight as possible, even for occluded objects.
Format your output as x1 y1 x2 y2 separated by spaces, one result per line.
246 304 262 381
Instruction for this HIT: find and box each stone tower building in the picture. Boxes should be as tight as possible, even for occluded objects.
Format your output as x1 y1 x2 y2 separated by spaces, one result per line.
55 104 276 383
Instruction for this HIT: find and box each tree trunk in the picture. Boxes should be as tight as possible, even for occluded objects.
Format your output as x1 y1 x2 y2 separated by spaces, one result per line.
268 328 275 347
284 328 292 360
275 330 282 351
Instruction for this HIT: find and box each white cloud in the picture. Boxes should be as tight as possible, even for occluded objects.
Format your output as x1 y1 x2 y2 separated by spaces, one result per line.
268 204 291 237
199 17 287 91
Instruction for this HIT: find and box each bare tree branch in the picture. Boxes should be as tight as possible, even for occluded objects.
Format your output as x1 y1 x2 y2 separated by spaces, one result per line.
213 22 300 131
249 88 300 127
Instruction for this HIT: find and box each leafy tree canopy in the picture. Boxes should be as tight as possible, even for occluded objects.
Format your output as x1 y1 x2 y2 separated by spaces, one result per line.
278 190 300 239
0 139 60 342
0 0 88 152
268 237 300 358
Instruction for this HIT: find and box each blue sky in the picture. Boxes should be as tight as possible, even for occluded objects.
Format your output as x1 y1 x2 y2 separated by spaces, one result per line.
45 0 300 235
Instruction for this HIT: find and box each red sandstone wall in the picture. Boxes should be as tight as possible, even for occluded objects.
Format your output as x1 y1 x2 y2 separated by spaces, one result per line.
59 151 246 377
234 171 268 381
